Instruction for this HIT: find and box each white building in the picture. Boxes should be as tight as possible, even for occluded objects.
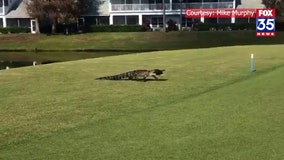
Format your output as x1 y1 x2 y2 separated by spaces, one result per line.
107 0 240 29
0 0 36 33
82 0 243 30
1 0 266 32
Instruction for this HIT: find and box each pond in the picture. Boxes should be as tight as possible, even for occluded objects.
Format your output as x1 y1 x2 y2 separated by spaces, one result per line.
0 51 138 70
0 61 59 70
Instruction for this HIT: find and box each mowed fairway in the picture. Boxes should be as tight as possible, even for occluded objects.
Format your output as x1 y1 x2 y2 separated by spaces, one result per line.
0 45 283 160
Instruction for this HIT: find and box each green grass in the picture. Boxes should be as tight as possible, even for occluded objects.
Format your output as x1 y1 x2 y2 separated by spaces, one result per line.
0 31 284 51
0 44 283 159
1 31 284 65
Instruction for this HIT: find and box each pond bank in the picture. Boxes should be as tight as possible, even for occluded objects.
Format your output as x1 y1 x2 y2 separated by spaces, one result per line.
0 51 144 70
0 49 158 53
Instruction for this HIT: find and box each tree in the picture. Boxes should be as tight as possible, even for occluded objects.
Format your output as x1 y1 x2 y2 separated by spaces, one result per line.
275 0 284 16
262 0 284 15
166 19 178 32
262 0 277 8
24 0 43 34
25 0 94 34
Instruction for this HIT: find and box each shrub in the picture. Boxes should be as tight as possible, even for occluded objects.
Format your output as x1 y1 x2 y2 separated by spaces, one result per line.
195 23 256 31
142 18 151 31
0 27 30 34
276 22 284 31
166 19 179 32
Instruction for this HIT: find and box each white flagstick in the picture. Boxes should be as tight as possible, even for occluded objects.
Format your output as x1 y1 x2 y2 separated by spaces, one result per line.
250 54 255 73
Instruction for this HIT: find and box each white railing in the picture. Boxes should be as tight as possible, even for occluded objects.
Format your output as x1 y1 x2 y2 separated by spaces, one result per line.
111 4 171 11
111 2 234 12
172 2 234 10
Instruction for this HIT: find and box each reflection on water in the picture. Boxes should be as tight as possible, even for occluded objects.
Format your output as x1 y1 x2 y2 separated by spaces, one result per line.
0 61 56 70
0 51 137 70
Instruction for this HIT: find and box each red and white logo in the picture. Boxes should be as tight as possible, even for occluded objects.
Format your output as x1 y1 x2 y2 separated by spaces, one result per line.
256 9 275 17
256 9 276 37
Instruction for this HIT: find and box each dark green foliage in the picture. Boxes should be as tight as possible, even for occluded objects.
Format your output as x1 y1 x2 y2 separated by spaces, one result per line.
195 22 284 31
0 27 30 34
262 0 276 8
87 25 144 32
276 22 284 31
142 18 151 31
195 23 256 31
166 19 179 32
262 0 284 17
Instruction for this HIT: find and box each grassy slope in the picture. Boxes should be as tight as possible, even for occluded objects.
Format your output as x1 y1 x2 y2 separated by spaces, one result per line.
0 52 133 62
0 45 283 159
0 31 284 51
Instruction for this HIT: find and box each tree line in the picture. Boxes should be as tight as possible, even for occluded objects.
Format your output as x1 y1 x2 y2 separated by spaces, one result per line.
262 0 284 21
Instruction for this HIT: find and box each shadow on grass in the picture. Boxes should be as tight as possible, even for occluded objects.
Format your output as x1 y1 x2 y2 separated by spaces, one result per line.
135 79 168 82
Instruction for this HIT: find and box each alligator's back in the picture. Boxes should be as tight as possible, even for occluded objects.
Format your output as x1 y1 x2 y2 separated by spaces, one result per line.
96 70 147 80
96 69 165 81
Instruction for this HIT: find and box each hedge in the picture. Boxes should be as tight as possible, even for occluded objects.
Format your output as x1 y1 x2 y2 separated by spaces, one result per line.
194 22 284 31
195 23 256 31
87 25 144 32
276 22 284 31
0 27 30 34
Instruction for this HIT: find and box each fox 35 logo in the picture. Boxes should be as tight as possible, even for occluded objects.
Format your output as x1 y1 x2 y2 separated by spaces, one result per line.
256 9 276 36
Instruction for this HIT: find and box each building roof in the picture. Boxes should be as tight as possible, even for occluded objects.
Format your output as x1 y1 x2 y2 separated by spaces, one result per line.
6 1 31 18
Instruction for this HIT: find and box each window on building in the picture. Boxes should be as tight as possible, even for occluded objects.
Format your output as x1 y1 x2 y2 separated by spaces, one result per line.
152 17 158 26
182 17 193 27
83 16 109 26
4 0 8 6
113 16 139 25
141 0 150 3
204 18 217 23
203 0 218 2
126 0 140 3
126 0 132 4
156 0 169 3
112 0 125 4
218 18 231 23
151 17 163 27
148 0 155 4
235 18 247 23
113 16 126 24
18 19 30 27
146 0 170 4
219 0 234 2
0 18 3 27
235 18 255 24
7 19 18 27
99 16 110 25
172 0 182 3
126 16 138 25
182 0 202 3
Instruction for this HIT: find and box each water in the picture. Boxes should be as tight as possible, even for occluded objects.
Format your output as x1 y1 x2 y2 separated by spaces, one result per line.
0 51 137 70
0 61 56 70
